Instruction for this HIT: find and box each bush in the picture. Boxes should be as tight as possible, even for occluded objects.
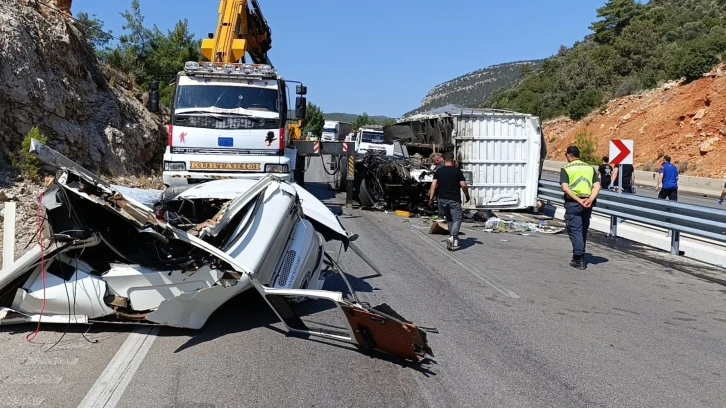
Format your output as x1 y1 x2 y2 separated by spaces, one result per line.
568 90 603 120
679 52 718 82
10 127 48 181
573 130 598 165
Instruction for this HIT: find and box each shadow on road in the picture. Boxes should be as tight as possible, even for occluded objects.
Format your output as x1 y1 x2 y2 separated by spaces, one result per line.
586 254 609 265
303 182 338 202
458 237 483 250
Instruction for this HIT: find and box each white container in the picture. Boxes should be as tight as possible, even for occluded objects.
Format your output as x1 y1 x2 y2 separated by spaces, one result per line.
453 109 545 210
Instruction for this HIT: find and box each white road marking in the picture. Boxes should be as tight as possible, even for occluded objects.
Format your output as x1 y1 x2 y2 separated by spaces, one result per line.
77 326 160 408
415 229 521 299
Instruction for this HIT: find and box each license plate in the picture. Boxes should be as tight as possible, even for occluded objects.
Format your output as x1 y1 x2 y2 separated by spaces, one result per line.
190 162 261 171
218 137 233 147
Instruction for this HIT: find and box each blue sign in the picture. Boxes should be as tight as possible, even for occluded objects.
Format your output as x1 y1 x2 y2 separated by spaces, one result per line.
218 137 233 147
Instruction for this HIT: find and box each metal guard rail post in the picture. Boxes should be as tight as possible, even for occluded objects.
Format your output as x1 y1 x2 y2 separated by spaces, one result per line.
538 180 726 256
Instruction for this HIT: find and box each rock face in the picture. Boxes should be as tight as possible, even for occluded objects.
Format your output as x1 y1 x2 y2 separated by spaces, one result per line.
0 0 167 175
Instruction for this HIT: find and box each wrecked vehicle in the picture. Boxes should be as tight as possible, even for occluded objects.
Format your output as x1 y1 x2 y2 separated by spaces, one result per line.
354 151 435 211
335 140 437 212
0 140 434 363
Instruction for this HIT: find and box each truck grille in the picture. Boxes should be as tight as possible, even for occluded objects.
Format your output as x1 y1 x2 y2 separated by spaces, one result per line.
174 116 280 130
276 250 297 287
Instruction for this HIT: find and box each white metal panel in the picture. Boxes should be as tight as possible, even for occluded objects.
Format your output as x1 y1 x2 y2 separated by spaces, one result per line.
454 112 542 210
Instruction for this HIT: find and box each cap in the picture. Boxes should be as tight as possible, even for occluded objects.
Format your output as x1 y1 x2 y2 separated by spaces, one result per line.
566 146 580 156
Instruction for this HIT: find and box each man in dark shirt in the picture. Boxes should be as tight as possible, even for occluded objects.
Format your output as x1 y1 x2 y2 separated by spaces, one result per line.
429 152 470 251
598 156 613 189
612 163 635 193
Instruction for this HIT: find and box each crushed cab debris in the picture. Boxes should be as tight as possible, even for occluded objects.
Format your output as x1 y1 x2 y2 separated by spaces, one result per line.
0 139 434 363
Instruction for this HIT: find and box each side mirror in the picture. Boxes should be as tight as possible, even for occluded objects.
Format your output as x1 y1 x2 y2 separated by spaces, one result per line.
295 96 306 119
148 81 160 113
296 84 307 96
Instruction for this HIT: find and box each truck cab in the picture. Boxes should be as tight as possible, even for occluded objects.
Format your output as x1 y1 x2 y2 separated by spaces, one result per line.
355 126 395 156
148 61 307 188
321 121 352 142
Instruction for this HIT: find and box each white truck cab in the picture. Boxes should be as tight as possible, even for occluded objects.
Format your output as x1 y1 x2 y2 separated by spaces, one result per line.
355 126 395 156
148 61 307 187
321 121 352 142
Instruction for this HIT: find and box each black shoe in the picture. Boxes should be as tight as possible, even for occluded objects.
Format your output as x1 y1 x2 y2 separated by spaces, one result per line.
569 260 587 270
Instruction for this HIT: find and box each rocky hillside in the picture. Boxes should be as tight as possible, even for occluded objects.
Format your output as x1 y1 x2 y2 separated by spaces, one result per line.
324 113 395 123
404 60 542 117
544 65 726 179
0 0 167 175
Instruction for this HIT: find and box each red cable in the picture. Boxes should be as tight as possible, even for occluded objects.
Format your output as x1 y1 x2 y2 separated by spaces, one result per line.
26 193 46 343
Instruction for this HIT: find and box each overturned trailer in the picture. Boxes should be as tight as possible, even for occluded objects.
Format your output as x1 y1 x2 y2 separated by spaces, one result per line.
385 105 547 211
0 140 434 363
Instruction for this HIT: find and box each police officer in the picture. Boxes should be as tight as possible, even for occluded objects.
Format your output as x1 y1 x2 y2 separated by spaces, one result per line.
560 146 601 270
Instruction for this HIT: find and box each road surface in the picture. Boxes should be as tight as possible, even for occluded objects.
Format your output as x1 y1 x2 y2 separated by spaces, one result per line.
542 170 724 209
1 159 725 407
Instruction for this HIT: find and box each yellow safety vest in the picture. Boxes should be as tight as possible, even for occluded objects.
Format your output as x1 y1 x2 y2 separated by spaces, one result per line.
564 160 595 197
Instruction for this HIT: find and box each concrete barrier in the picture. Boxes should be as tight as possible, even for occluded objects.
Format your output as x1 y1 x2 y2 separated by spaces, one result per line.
543 160 724 197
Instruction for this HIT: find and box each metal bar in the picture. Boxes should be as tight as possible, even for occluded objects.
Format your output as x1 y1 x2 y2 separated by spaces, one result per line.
346 155 354 209
670 230 681 255
610 215 617 237
2 202 17 269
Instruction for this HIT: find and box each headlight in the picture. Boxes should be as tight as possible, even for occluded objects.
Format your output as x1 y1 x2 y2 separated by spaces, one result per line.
164 161 186 171
265 164 289 173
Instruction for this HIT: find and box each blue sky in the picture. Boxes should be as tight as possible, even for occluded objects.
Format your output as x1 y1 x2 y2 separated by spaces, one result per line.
73 0 606 117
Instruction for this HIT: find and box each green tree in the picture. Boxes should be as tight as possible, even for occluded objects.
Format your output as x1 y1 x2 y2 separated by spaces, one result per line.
353 113 376 130
95 0 201 106
303 103 324 137
380 118 398 127
76 12 113 50
589 0 644 45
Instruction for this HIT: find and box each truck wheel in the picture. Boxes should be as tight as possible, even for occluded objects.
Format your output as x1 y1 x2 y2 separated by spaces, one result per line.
358 179 376 208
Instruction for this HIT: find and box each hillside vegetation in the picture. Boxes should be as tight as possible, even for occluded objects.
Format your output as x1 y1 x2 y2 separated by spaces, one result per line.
404 60 541 117
485 0 726 121
324 113 395 124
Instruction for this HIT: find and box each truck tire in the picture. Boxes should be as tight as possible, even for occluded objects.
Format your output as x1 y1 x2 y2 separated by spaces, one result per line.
358 178 376 208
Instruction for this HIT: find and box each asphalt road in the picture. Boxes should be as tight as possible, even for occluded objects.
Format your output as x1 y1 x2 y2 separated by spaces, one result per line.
2 160 725 407
542 170 724 209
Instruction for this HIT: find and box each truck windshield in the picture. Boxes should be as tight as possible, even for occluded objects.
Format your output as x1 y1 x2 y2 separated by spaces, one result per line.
322 128 337 134
361 132 388 144
175 85 279 113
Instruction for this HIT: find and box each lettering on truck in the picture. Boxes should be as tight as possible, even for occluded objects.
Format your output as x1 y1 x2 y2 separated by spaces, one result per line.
190 162 262 171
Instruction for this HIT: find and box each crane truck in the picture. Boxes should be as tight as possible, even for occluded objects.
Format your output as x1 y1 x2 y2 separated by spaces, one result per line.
148 0 308 187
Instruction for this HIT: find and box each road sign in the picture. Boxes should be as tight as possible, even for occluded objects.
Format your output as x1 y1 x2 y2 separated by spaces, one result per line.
609 139 633 166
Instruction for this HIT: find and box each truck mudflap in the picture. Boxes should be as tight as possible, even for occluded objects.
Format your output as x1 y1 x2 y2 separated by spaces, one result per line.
251 278 435 363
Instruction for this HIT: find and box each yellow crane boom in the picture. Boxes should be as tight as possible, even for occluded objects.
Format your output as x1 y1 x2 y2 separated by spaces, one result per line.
201 0 272 64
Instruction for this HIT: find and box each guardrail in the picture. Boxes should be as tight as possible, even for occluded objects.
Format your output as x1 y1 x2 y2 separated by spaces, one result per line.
538 180 726 256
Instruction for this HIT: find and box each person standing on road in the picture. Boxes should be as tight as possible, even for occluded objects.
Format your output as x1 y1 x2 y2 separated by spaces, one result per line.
611 163 635 193
560 146 601 270
719 181 726 205
429 152 470 251
598 156 613 189
655 155 679 201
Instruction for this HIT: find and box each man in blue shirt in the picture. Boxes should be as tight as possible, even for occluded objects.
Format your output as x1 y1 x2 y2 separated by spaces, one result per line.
656 155 679 201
